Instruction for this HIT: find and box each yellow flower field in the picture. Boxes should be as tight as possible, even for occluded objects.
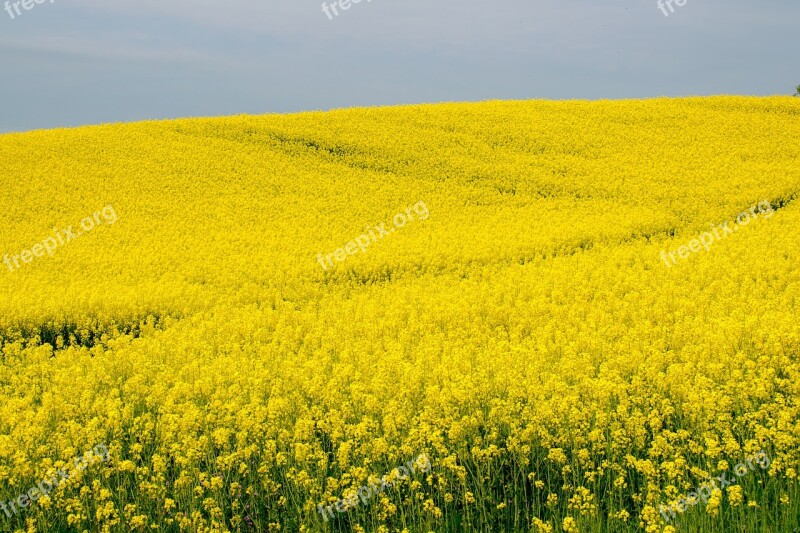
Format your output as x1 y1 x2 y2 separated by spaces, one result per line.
0 96 799 532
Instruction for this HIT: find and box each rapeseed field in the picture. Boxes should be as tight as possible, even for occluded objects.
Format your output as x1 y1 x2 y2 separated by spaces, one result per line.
1 96 799 532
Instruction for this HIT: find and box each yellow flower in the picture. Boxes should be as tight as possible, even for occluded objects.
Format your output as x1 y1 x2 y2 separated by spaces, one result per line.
548 448 568 465
562 516 580 533
546 493 559 508
532 517 552 532
727 485 744 507
706 489 723 517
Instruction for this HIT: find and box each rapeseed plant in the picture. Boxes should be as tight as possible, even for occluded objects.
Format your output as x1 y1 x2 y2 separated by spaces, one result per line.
0 96 799 532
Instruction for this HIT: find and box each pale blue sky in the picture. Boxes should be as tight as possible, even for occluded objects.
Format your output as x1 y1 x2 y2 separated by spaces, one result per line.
0 0 798 133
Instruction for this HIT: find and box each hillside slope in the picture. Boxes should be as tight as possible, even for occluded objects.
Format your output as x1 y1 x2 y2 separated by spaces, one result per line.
1 97 799 532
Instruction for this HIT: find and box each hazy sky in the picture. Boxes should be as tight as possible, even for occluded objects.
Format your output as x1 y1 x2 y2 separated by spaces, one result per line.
0 0 798 132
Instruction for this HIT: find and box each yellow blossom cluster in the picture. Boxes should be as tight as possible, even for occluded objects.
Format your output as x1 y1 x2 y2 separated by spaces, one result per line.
1 96 799 532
